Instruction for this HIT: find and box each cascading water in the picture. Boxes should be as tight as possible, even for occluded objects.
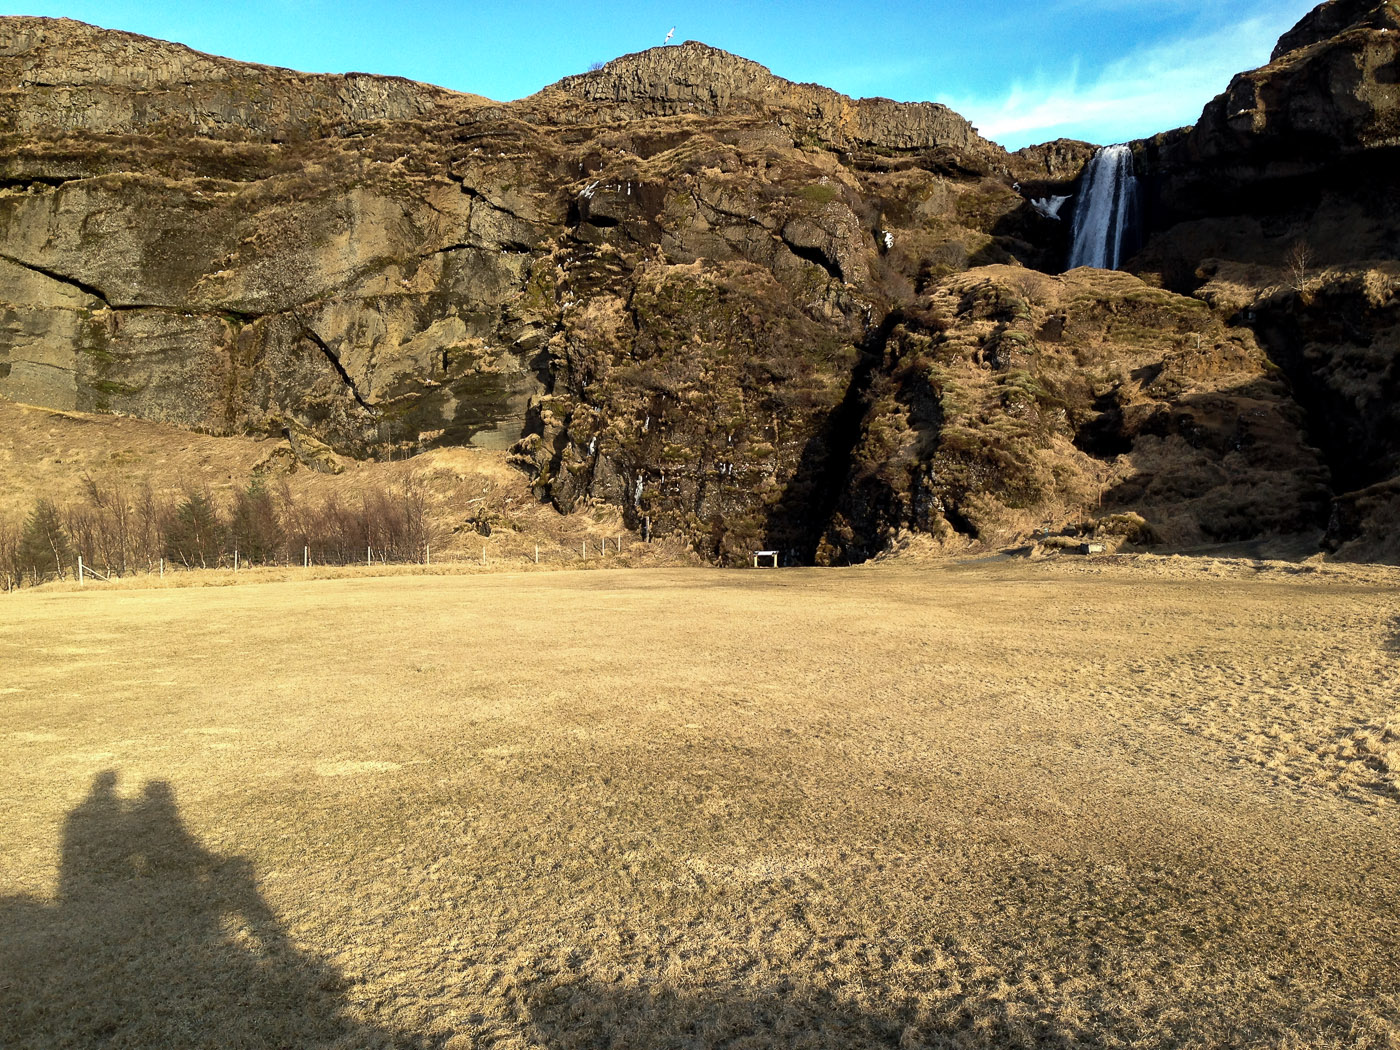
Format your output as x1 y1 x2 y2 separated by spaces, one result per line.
1065 144 1141 271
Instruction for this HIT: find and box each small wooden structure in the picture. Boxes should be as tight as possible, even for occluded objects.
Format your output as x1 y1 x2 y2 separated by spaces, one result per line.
752 550 780 568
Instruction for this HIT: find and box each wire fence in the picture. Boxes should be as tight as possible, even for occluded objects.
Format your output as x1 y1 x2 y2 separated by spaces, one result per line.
4 532 642 591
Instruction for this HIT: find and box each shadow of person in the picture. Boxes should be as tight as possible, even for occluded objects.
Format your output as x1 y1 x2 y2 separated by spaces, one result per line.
1 770 435 1049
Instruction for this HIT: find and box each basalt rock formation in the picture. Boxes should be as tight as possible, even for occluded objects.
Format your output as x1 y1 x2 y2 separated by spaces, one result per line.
1132 0 1400 560
824 267 1330 561
1 3 1397 563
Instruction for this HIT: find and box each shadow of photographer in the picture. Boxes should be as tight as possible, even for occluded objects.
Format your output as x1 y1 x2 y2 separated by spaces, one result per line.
4 771 1022 1048
1 769 435 1049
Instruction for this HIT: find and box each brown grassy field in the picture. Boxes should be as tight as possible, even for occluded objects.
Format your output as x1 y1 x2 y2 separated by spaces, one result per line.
2 557 1398 1048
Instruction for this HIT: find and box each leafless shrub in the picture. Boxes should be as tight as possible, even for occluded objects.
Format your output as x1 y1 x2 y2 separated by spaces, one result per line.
134 483 164 571
0 514 18 591
78 474 135 575
2 477 447 587
1287 239 1313 293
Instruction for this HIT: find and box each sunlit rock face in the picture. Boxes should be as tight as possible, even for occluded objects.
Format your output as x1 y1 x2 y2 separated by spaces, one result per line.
1 4 1397 563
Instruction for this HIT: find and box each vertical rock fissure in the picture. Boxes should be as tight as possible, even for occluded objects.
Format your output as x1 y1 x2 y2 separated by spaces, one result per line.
1249 309 1377 496
297 322 375 412
790 309 903 565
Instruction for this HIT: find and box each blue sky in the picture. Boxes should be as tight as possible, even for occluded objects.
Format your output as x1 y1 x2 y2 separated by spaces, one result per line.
5 0 1320 149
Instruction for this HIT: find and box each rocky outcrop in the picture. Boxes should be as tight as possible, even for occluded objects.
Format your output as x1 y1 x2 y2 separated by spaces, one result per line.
0 16 480 139
1138 0 1400 216
1129 0 1400 561
523 42 1003 164
1272 0 1400 62
822 266 1329 560
1192 4 1399 162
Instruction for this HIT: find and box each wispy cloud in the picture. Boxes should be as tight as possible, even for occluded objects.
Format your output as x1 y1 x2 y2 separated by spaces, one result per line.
945 14 1289 149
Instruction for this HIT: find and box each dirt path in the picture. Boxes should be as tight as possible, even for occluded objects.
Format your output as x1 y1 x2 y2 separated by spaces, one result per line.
2 559 1397 1048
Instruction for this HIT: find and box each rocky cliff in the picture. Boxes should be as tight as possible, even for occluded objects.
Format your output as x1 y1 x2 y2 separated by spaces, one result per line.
1 5 1396 563
0 16 481 138
1132 0 1400 560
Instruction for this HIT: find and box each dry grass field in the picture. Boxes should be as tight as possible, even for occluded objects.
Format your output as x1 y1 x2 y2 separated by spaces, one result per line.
2 557 1398 1049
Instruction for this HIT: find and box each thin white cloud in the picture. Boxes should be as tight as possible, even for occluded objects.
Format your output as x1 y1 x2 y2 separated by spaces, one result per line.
946 14 1289 149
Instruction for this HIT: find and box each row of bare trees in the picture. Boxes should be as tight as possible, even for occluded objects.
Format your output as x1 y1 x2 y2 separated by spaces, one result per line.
0 476 440 590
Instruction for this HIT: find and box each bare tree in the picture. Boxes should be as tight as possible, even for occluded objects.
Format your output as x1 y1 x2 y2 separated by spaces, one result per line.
0 513 18 591
135 482 164 571
81 474 135 575
1287 239 1313 294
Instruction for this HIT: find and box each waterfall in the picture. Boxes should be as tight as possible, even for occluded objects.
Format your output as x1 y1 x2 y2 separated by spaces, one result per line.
1066 144 1141 271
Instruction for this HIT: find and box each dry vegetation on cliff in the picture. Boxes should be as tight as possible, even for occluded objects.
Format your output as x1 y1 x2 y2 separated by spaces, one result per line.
0 399 692 588
3 4 1399 563
2 560 1398 1048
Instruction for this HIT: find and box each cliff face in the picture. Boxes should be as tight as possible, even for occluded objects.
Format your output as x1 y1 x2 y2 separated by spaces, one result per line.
1132 0 1400 560
0 16 477 138
0 17 543 454
0 17 1058 563
530 41 999 160
1 7 1396 563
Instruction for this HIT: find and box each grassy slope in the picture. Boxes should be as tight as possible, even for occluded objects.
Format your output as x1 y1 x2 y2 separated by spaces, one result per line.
0 397 691 570
2 560 1398 1048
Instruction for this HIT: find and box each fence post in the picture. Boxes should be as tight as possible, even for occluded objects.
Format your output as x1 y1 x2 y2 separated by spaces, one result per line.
535 544 539 564
582 540 586 560
304 546 309 567
367 545 371 566
160 557 164 578
234 549 239 572
78 556 84 586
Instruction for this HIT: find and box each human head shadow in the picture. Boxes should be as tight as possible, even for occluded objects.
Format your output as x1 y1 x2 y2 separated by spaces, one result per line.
0 770 437 1049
